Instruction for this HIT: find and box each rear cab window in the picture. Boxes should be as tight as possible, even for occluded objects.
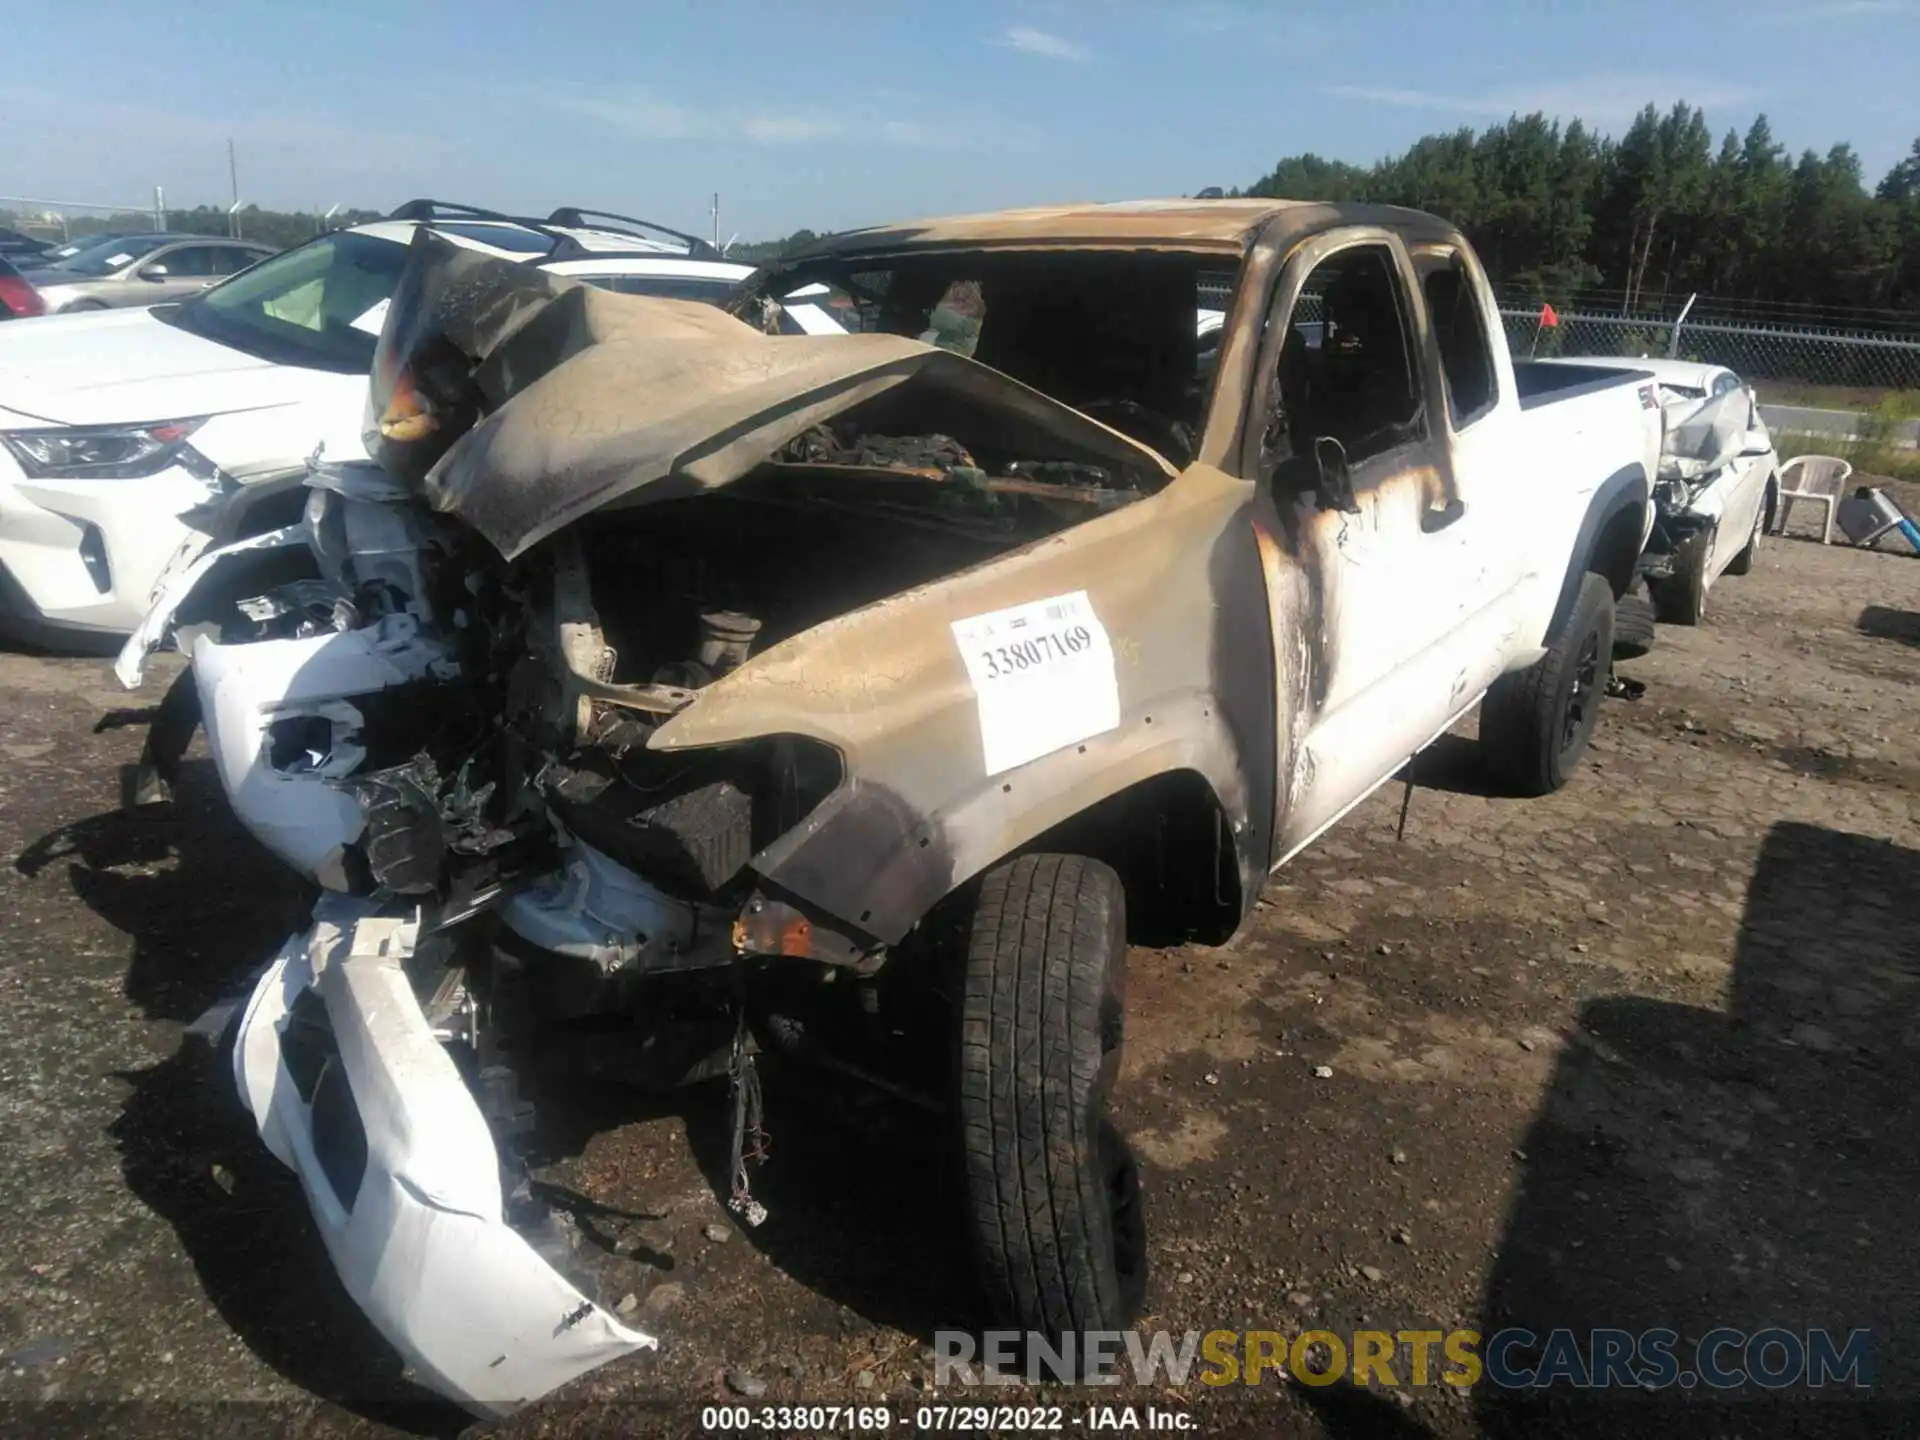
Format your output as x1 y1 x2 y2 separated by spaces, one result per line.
1411 247 1498 430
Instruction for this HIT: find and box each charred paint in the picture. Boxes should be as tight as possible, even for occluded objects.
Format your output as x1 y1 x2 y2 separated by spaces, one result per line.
749 780 954 947
405 202 1528 950
1202 496 1280 912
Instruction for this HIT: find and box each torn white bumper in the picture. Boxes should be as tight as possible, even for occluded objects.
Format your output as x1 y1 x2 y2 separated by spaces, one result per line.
114 522 308 689
233 895 655 1415
193 619 452 888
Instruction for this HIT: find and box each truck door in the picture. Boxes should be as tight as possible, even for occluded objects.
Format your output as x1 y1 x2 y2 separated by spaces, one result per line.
1242 233 1484 861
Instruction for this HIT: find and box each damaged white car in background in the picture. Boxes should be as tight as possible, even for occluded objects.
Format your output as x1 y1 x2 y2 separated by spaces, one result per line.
1540 356 1780 627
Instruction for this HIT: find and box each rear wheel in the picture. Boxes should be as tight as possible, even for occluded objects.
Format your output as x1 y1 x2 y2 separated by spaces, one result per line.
955 854 1146 1347
1480 572 1614 797
1612 578 1656 660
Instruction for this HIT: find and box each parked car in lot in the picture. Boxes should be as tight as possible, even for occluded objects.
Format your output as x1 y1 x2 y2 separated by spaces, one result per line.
36 230 149 264
0 203 836 648
0 258 46 320
0 228 56 265
1540 356 1778 625
22 234 278 313
119 198 1662 1414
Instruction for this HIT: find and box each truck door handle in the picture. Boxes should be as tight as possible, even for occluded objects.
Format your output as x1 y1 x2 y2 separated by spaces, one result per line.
1421 499 1465 533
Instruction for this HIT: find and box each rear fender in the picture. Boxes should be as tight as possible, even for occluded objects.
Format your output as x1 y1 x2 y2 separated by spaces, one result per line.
1545 462 1648 640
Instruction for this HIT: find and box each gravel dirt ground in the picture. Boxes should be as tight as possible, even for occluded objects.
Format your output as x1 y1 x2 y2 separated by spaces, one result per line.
2 523 1917 1440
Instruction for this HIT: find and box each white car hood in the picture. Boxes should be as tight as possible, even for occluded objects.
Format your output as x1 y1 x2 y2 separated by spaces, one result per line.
0 306 317 427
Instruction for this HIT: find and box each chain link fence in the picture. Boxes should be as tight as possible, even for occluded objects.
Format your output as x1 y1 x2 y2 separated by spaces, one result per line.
1495 304 1920 391
1200 274 1920 391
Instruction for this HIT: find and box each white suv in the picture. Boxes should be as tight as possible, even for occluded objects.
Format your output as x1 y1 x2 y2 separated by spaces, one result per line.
0 203 827 645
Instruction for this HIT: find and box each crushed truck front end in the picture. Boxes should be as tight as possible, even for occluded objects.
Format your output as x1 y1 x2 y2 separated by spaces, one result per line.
119 223 1275 1412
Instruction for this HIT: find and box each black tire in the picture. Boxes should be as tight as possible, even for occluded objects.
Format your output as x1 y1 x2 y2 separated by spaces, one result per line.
1613 578 1657 660
1480 572 1614 797
956 854 1146 1347
1650 531 1710 624
1723 486 1769 576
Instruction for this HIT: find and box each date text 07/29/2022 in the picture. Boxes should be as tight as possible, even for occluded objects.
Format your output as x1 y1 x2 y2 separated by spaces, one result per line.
699 1403 1194 1432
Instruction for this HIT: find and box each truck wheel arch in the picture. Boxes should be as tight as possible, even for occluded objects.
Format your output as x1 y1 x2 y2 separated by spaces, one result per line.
1008 768 1247 947
1548 462 1649 637
752 759 1252 954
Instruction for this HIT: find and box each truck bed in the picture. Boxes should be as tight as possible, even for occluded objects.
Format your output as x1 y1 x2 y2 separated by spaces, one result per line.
1512 359 1652 411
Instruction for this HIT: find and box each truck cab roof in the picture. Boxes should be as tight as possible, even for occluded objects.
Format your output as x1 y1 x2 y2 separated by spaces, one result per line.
767 197 1467 265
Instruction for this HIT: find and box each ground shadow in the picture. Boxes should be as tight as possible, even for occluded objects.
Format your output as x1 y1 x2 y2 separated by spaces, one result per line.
1405 734 1501 799
1291 1383 1438 1437
14 757 313 1023
109 1041 465 1436
0 627 122 659
1857 605 1920 648
1476 821 1920 1437
18 760 462 1431
517 1045 977 1344
684 1056 975 1339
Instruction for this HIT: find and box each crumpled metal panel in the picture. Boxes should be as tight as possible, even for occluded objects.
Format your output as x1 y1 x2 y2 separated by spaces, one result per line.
234 894 657 1415
363 232 1176 560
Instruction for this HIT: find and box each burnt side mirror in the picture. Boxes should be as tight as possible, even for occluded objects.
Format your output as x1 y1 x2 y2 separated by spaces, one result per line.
1313 436 1359 513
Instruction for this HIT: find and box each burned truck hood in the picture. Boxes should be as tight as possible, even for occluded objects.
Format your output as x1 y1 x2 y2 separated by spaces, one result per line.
367 231 1178 560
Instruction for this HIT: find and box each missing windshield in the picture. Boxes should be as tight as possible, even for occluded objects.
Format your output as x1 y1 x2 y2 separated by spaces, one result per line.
753 253 1235 467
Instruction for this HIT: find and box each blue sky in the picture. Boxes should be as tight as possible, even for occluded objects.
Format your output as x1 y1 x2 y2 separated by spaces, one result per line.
4 0 1917 240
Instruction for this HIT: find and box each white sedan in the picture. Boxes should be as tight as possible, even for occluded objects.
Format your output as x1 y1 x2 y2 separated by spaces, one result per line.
1539 356 1778 625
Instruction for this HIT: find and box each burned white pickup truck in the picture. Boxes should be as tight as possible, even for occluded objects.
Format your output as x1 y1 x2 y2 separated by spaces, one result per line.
117 199 1663 1413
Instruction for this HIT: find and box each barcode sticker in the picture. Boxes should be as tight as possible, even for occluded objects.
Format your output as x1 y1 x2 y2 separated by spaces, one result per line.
951 591 1120 776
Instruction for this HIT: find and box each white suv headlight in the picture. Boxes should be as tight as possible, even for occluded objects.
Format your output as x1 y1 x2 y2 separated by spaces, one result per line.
2 420 205 479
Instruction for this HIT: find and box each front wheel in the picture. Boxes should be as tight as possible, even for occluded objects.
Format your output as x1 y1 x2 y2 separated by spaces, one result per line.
1479 572 1614 797
955 854 1146 1346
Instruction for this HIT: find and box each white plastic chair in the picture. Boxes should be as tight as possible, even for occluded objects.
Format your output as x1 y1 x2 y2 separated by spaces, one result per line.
1773 455 1853 545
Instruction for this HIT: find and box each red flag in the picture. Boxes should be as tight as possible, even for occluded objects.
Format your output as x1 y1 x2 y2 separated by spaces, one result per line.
1539 302 1561 328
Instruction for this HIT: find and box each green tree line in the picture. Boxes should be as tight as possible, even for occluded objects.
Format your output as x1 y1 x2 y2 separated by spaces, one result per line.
1240 103 1920 319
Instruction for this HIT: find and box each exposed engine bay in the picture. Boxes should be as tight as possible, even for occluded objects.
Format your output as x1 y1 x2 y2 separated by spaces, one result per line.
114 229 1187 1415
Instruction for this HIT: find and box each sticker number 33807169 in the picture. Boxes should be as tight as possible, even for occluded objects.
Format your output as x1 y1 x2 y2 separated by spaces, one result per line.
950 591 1121 776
